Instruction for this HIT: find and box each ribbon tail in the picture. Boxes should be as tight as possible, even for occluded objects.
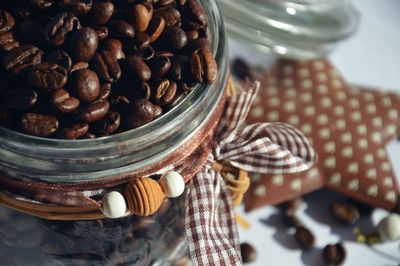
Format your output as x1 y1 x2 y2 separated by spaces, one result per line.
185 167 242 265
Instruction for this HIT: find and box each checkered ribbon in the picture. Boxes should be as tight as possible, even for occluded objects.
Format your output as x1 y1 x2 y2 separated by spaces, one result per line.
185 81 316 265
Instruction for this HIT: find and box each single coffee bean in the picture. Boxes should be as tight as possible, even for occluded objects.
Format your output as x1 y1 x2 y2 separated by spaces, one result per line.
331 201 360 225
108 20 135 39
153 79 177 105
232 58 255 81
92 111 121 135
183 0 207 30
91 50 121 83
125 56 151 81
185 37 211 53
30 0 54 10
122 99 158 129
154 7 180 26
19 20 44 46
46 50 72 72
240 243 257 264
148 55 171 79
0 31 19 52
186 30 199 41
70 69 100 102
93 26 109 41
59 123 89 139
294 226 315 250
322 243 346 266
2 44 43 75
134 32 150 51
44 12 81 47
5 88 37 110
109 94 130 109
0 11 15 35
146 16 165 43
70 61 89 73
88 1 114 25
167 89 188 109
28 63 68 90
128 81 151 100
96 83 111 101
132 46 155 61
162 26 187 50
21 113 59 137
103 39 125 60
77 100 109 123
58 0 93 15
51 89 80 113
191 47 217 84
129 4 151 32
69 27 99 62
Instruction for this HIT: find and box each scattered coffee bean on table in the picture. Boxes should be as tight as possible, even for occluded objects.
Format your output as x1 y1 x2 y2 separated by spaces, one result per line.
322 243 346 266
0 0 218 139
331 201 360 226
240 242 257 264
294 226 315 250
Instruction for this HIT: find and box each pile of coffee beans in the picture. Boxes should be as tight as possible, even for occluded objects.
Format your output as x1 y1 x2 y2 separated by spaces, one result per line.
0 0 218 139
0 197 186 265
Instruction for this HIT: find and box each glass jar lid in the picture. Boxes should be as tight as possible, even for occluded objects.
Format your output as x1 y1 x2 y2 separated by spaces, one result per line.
218 0 360 59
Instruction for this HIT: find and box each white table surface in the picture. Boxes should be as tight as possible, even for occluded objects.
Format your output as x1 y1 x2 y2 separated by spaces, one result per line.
229 0 400 265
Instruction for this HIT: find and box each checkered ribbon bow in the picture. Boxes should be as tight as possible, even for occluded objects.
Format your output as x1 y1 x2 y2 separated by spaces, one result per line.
185 81 316 265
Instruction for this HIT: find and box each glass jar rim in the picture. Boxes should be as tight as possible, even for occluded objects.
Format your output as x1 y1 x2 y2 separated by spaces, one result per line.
0 0 228 182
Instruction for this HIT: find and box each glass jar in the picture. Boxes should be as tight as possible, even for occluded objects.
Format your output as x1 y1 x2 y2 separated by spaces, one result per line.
218 0 360 59
0 0 228 265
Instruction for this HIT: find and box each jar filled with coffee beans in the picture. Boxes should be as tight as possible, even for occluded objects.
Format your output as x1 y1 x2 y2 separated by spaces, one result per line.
0 0 228 265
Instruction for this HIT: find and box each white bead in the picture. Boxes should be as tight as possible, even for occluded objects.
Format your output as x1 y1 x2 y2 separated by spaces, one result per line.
159 171 185 198
378 213 400 241
101 191 127 219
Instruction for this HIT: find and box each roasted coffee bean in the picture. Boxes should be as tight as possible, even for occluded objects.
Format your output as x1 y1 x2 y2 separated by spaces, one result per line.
156 0 175 7
134 32 150 51
80 132 96 139
30 0 53 10
93 26 109 41
108 20 135 39
88 1 114 25
109 94 130 108
186 30 199 41
129 4 151 32
146 16 165 43
21 113 59 137
70 61 89 73
283 211 303 228
331 201 360 225
46 50 72 72
166 89 187 109
190 47 217 84
122 99 158 129
0 11 15 35
2 44 43 75
4 88 37 110
240 243 257 264
28 63 68 90
168 57 183 81
322 243 346 266
19 20 44 46
77 100 109 123
294 226 315 250
44 12 81 47
96 83 111 101
58 0 93 15
148 55 171 79
345 198 373 216
154 7 180 26
0 32 19 52
153 79 177 105
133 46 155 60
185 37 211 53
51 88 80 113
183 0 207 30
69 27 99 62
128 81 151 100
59 123 89 139
125 56 151 81
162 26 187 50
91 50 121 83
70 69 100 102
92 111 120 135
103 39 125 60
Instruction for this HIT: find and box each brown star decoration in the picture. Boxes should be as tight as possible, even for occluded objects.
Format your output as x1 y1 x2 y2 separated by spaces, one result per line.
244 59 400 213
